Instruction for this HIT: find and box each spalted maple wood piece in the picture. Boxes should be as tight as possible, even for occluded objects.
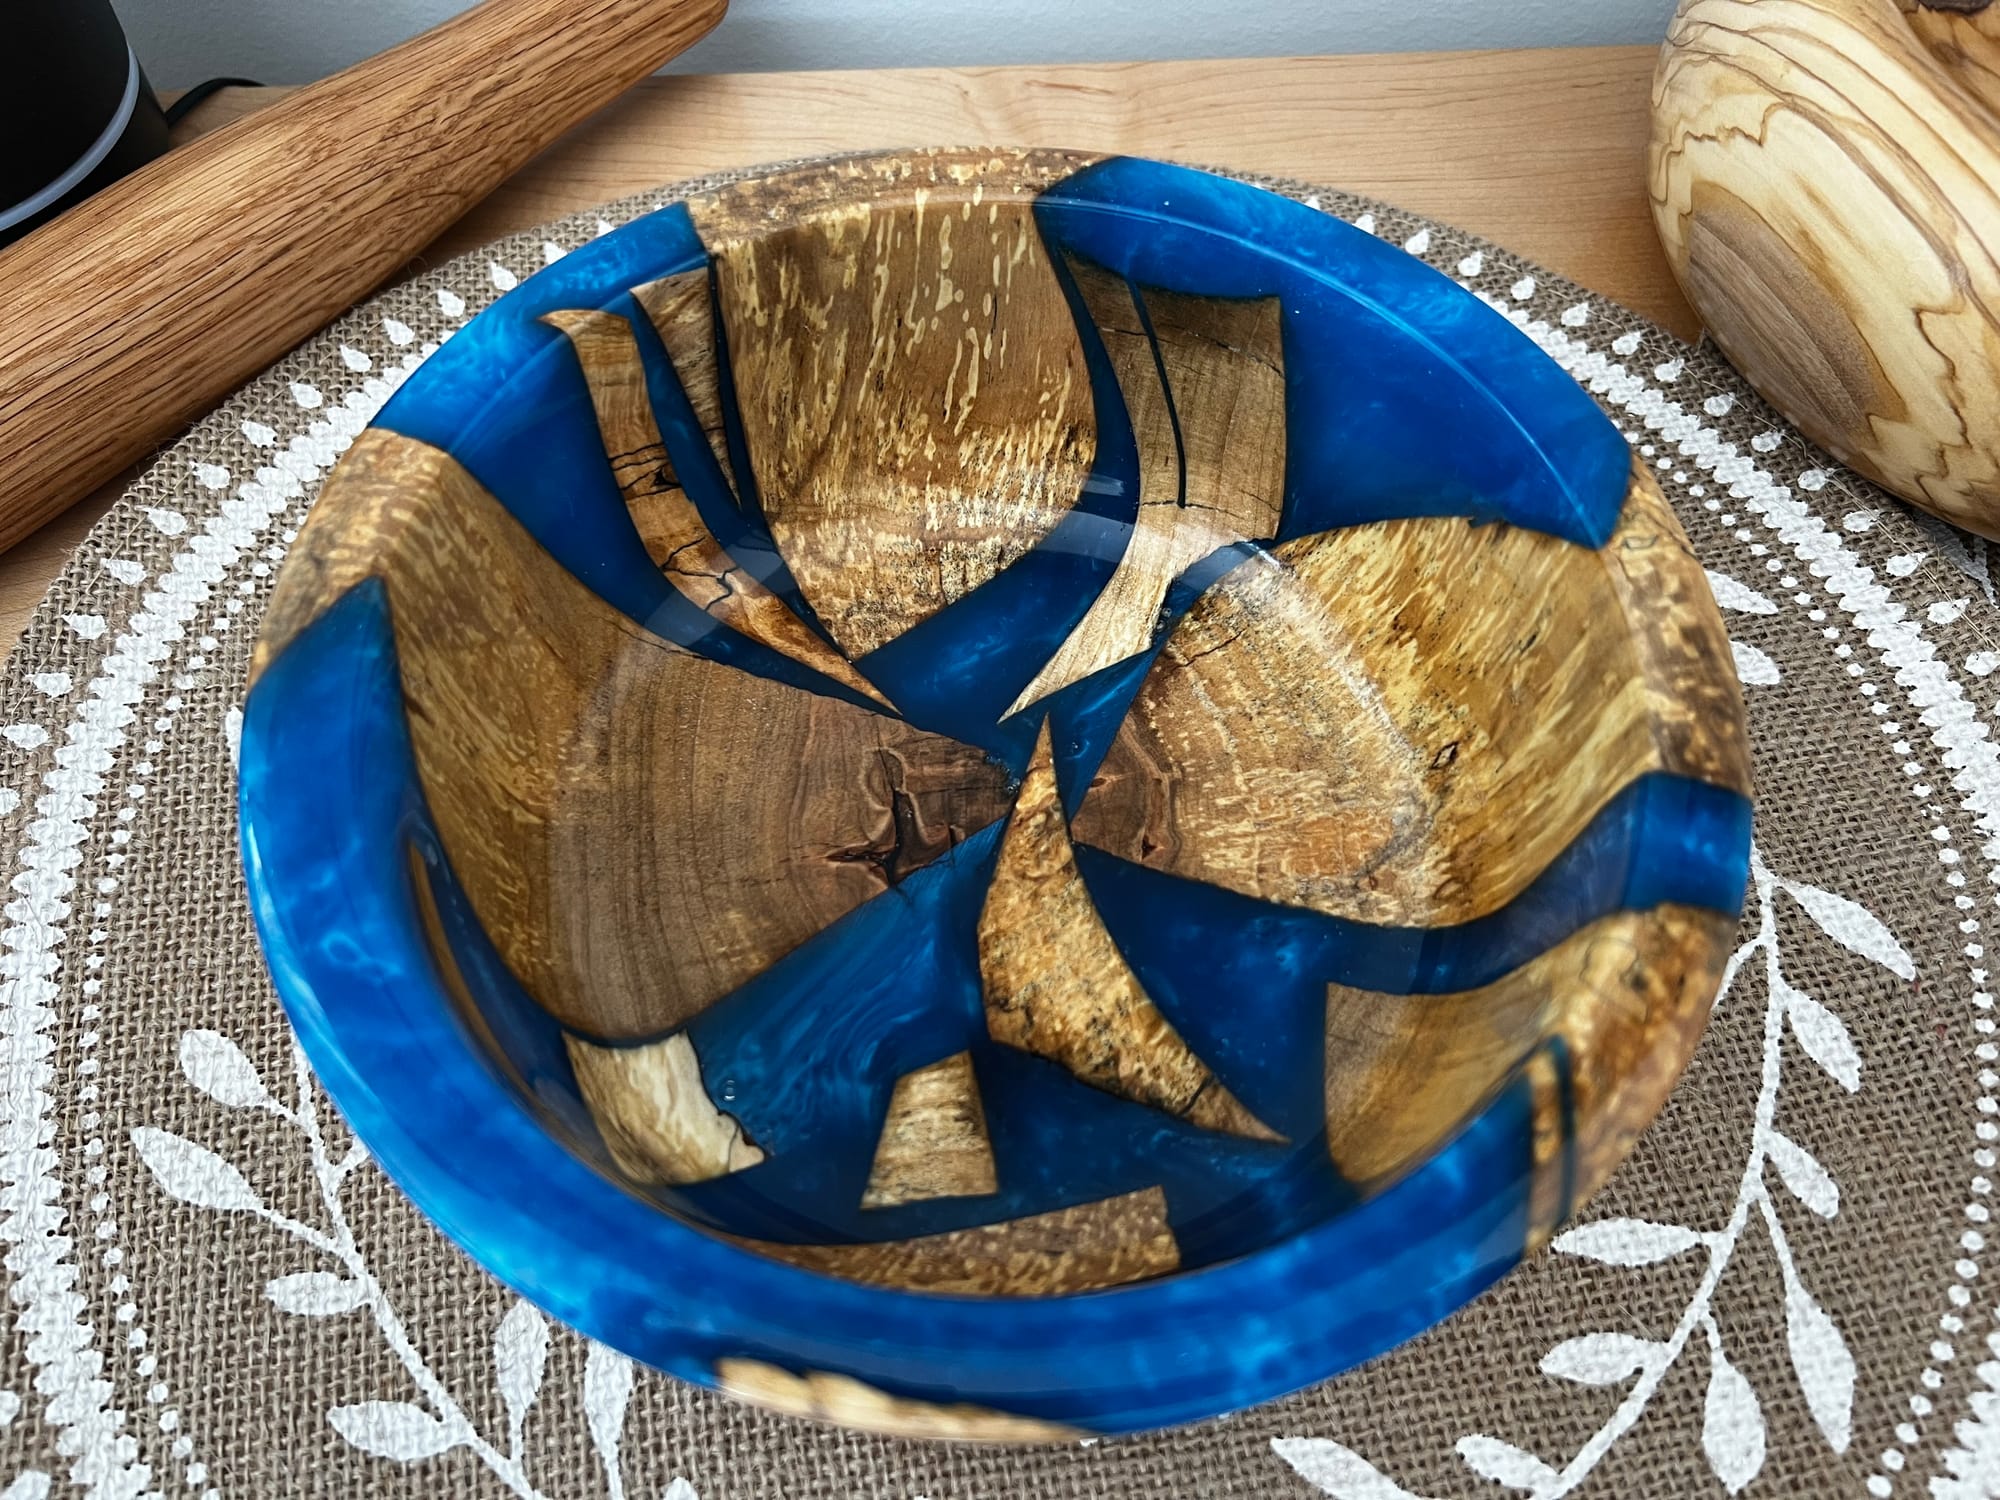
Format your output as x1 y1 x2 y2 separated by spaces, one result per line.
691 152 1099 659
980 722 1282 1142
256 427 1014 1040
632 269 739 493
861 1051 998 1208
1075 462 1748 927
1006 258 1286 714
542 303 894 708
1652 0 2000 533
1323 905 1735 1234
566 1033 765 1184
736 1186 1181 1295
715 1360 1082 1443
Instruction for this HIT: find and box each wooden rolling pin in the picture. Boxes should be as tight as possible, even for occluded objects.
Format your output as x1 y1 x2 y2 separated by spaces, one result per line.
0 0 727 555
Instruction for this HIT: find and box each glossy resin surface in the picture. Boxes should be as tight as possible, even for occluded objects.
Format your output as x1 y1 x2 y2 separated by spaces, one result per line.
239 150 1753 1439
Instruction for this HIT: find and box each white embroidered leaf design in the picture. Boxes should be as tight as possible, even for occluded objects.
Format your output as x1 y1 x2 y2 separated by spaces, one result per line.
1271 1437 1428 1499
178 1029 271 1109
1 1472 50 1500
1785 1274 1855 1452
1550 1218 1703 1267
494 1301 551 1442
265 1271 365 1316
1934 1354 2000 1498
585 1341 638 1500
1779 978 1862 1093
224 706 243 770
1539 1333 1657 1386
1765 1131 1839 1218
1782 881 1917 981
328 1400 459 1462
1705 570 1777 614
1702 1339 1765 1493
1455 1435 1558 1492
662 1481 702 1500
1730 641 1780 686
131 1127 264 1213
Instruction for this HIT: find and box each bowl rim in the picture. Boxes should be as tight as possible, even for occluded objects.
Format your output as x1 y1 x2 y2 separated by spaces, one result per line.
238 147 1752 1439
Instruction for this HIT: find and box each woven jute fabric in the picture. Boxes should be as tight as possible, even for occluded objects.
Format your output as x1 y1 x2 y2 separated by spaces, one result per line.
0 158 1991 1499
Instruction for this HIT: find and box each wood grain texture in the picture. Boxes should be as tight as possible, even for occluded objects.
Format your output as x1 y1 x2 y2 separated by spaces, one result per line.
1006 259 1286 715
692 152 1099 659
565 1033 765 1184
632 270 739 492
1322 906 1735 1210
0 0 727 555
256 427 1014 1040
735 1186 1180 1295
979 722 1282 1142
715 1360 1082 1442
1074 462 1749 927
1651 0 2000 532
861 1051 999 1208
542 302 894 707
0 51 1695 658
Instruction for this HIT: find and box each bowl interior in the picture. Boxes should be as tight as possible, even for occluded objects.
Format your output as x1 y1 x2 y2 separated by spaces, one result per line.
251 152 1752 1307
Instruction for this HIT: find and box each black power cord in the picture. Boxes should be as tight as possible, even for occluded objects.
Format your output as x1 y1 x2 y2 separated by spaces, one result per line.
163 76 262 129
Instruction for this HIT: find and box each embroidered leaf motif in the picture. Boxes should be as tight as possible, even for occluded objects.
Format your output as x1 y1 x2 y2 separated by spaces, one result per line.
494 1301 551 1441
328 1401 458 1462
1784 1273 1855 1453
131 1127 264 1213
1550 1218 1703 1267
1765 1131 1839 1218
1455 1435 1558 1492
1705 570 1777 614
266 1271 365 1316
1782 881 1917 981
1779 977 1862 1093
662 1481 702 1500
1730 640 1780 686
1702 1339 1766 1493
585 1341 638 1500
1539 1333 1658 1386
178 1030 271 1109
1271 1438 1428 1499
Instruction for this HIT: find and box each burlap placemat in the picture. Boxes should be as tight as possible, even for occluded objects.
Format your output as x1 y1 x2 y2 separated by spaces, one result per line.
0 158 1988 1499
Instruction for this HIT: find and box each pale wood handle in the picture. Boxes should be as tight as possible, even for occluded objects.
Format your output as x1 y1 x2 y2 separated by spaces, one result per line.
0 0 728 554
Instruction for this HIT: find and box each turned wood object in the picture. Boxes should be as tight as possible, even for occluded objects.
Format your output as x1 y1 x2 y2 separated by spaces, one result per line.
1651 0 2000 533
0 0 726 556
244 151 1753 1413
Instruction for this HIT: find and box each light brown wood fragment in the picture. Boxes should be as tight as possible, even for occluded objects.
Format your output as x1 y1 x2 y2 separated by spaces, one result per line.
1075 464 1748 927
1007 258 1286 715
696 163 1096 659
716 1359 1085 1442
566 1032 764 1184
542 303 893 709
978 721 1281 1142
736 1186 1180 1296
861 1051 998 1208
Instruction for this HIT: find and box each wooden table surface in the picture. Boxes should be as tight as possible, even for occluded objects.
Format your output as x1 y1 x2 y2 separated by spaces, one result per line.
0 44 1687 653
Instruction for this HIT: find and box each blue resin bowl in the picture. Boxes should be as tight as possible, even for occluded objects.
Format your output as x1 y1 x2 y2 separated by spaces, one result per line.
239 150 1753 1440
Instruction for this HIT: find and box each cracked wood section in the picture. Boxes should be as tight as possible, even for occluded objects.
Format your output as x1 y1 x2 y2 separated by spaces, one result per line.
1652 0 2000 533
692 152 1098 659
1007 257 1286 716
1074 463 1749 927
1322 906 1735 1236
566 1032 764 1184
631 268 739 494
715 1360 1083 1442
861 1051 998 1208
980 722 1282 1142
735 1186 1180 1296
254 427 1013 1040
541 304 893 709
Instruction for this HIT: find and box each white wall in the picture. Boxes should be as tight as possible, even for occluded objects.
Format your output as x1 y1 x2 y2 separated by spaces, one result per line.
118 0 1678 90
